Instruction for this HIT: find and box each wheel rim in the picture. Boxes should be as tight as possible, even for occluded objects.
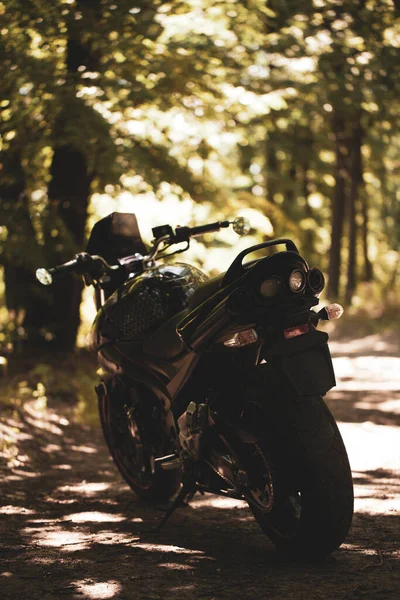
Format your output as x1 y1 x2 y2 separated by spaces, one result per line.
102 396 156 490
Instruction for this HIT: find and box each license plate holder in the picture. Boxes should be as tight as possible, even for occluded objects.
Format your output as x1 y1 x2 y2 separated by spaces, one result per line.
264 326 336 396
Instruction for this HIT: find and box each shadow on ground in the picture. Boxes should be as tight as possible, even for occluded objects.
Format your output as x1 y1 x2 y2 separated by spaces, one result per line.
1 384 400 600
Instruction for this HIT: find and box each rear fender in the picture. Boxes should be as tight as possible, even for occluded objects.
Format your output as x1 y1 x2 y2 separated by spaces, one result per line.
263 326 335 396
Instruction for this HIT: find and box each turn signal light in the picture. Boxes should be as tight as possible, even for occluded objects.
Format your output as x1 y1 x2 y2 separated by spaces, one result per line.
223 328 259 348
325 303 344 320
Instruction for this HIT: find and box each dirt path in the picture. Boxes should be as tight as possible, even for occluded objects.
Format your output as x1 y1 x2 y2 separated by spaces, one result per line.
1 334 400 600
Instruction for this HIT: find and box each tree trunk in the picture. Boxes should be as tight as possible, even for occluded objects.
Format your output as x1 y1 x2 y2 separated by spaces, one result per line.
266 136 279 204
43 146 92 351
360 195 373 282
345 120 363 305
0 149 51 351
302 162 316 260
25 19 96 352
0 149 28 315
327 115 348 299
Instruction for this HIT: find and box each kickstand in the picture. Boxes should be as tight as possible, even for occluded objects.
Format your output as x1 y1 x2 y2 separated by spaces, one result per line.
151 479 197 532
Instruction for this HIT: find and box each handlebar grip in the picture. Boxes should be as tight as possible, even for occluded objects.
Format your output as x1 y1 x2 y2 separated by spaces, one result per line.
189 221 230 237
176 220 230 242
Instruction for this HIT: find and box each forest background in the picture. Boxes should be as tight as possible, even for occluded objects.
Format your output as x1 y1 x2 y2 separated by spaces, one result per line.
1 0 400 357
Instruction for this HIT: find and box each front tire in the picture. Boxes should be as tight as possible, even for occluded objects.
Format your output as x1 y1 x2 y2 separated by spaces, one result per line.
99 378 181 504
237 367 354 560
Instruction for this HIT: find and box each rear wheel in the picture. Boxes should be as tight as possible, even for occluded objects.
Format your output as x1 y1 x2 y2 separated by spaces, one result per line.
99 378 181 504
233 368 354 559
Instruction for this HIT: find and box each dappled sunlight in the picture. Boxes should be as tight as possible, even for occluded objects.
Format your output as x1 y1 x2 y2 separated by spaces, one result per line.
28 518 59 525
42 443 62 453
72 580 121 599
354 398 400 415
57 482 110 496
341 543 383 558
134 543 205 556
0 505 36 515
23 414 63 436
54 463 72 470
0 421 32 442
91 531 139 545
159 562 195 571
45 497 76 505
330 334 400 356
70 444 98 454
25 526 90 551
354 489 400 514
337 419 400 516
339 422 400 472
2 473 24 482
333 355 400 391
62 511 125 524
190 494 245 510
9 469 41 479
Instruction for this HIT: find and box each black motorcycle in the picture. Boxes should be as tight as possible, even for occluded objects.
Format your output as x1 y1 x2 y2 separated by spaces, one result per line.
36 212 353 560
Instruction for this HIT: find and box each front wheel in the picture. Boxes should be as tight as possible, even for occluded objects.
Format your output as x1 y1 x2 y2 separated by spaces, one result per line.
98 378 181 504
237 370 354 559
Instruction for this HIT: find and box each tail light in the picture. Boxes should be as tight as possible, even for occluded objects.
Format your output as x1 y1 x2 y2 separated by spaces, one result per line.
288 270 306 293
284 323 309 340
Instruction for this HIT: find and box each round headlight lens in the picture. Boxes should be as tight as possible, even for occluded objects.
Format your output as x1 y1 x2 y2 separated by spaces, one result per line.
260 276 284 298
288 270 306 292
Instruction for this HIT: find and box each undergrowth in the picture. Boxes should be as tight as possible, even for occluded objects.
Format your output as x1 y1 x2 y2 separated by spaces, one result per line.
0 350 99 427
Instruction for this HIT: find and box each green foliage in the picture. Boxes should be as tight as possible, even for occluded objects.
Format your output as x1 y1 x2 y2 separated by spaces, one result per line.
1 0 400 351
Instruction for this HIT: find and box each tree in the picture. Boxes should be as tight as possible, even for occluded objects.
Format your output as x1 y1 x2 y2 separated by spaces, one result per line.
1 0 257 350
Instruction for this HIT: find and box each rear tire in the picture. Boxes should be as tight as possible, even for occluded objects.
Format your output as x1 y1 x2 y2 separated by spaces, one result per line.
237 366 354 560
99 378 181 504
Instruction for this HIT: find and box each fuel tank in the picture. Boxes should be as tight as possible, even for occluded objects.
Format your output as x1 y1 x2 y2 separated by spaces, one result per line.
90 263 208 349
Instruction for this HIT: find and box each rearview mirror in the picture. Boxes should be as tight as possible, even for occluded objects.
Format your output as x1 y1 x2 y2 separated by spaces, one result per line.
232 216 251 236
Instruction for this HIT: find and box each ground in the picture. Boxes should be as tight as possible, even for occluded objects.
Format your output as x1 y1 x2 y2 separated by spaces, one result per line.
1 332 399 600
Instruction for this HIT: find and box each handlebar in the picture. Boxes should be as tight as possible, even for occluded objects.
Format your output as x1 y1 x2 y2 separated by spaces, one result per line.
36 217 249 286
36 253 118 286
151 219 231 245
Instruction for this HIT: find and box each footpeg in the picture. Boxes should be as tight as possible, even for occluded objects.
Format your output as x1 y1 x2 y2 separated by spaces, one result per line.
155 453 181 470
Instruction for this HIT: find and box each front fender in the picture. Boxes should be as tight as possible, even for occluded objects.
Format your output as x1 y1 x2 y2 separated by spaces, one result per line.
98 346 180 451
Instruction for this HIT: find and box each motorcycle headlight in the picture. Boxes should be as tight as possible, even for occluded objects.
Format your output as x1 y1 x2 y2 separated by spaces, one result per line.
307 268 325 294
288 270 306 293
260 276 284 298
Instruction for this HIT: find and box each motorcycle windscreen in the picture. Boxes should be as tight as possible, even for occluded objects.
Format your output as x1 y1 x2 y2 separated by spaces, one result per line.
86 212 148 264
280 343 336 396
